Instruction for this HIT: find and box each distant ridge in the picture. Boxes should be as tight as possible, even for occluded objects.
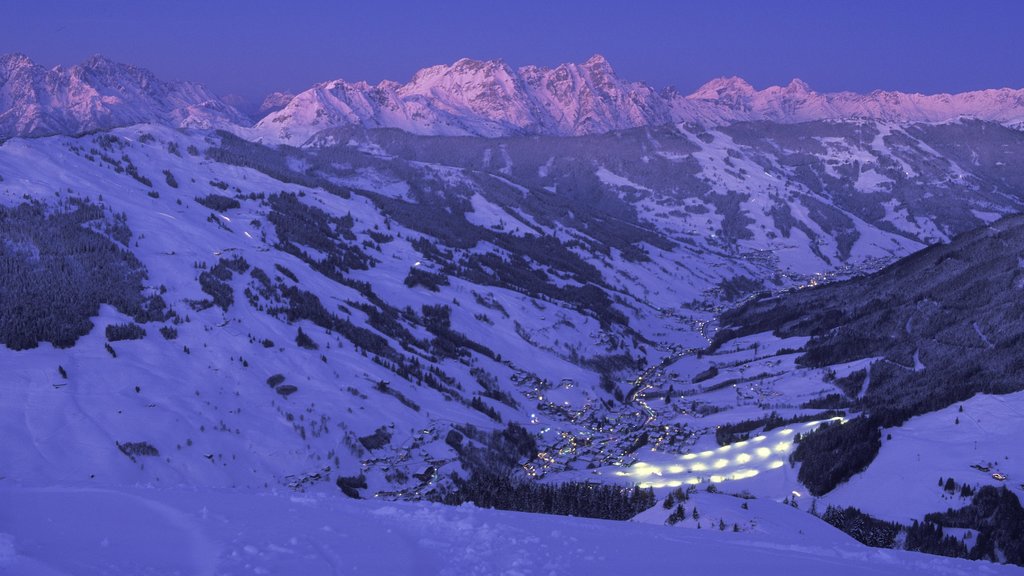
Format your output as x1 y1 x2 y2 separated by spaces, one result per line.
253 54 1024 143
3 52 1024 142
0 53 246 138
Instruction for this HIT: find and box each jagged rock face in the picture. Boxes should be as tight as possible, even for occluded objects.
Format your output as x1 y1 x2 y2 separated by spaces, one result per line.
0 53 247 138
253 55 673 143
255 54 1024 144
256 91 296 116
689 77 1024 125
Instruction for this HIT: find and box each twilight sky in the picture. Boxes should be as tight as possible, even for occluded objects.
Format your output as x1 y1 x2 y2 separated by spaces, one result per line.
2 0 1022 105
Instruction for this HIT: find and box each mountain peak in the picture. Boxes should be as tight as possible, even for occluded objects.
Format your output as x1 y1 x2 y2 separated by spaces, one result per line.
452 57 504 70
257 91 296 116
0 52 35 74
80 53 126 72
690 76 756 100
785 78 812 93
408 57 513 86
0 54 246 138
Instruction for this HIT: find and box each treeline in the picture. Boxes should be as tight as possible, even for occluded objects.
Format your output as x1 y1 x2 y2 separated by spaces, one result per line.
821 505 900 548
268 192 373 277
439 423 655 520
714 410 844 446
195 193 240 212
821 486 1024 567
206 132 352 198
421 304 496 361
790 417 880 496
198 255 249 311
925 486 1024 565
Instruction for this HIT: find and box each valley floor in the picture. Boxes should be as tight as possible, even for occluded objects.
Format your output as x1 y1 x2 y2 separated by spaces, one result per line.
1 485 1019 576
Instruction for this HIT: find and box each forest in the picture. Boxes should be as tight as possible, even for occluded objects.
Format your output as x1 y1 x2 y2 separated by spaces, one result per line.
0 199 163 349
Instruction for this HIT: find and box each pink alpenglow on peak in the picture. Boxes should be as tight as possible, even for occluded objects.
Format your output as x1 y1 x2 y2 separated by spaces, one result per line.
254 55 1024 144
4 52 1024 142
252 53 670 143
0 53 247 138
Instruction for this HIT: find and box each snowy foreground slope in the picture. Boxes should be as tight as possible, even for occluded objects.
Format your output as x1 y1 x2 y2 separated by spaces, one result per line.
1 486 1018 576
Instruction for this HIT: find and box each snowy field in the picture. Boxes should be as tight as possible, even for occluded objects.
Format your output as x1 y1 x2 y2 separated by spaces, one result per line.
825 391 1024 523
1 486 1019 576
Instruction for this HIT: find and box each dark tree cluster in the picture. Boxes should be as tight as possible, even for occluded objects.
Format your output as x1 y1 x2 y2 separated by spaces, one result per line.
162 170 178 188
358 426 392 451
421 304 496 360
404 266 449 292
105 322 146 342
440 423 654 520
903 520 969 559
821 505 900 548
198 256 248 311
450 472 654 521
791 417 880 496
195 193 240 212
0 200 162 350
925 486 1024 565
115 441 159 462
374 380 420 411
267 192 372 276
819 489 1024 567
714 410 844 446
335 474 367 499
294 326 318 350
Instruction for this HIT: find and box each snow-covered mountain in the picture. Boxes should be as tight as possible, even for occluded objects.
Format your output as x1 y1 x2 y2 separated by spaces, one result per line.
4 52 1024 145
251 55 671 143
257 91 296 116
0 53 247 139
688 75 1024 125
253 54 1024 144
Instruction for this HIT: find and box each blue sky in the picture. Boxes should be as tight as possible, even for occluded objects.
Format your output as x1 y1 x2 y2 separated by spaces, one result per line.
2 0 1022 102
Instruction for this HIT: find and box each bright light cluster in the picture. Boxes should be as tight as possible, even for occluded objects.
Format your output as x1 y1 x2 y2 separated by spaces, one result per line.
618 418 842 489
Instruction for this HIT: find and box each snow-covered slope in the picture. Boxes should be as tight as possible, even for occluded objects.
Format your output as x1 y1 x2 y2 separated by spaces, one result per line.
825 391 1024 524
0 53 247 139
2 485 1018 576
2 120 1024 500
2 122 1023 568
